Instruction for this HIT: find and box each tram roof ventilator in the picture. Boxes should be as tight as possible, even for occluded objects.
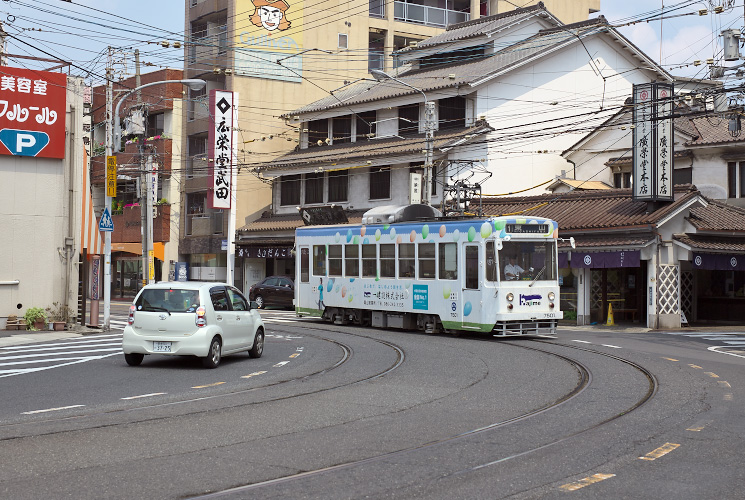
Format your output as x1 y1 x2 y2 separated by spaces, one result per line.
361 205 442 225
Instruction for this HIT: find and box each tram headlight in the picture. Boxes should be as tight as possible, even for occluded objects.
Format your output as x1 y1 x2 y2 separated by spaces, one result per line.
506 293 514 302
548 292 555 301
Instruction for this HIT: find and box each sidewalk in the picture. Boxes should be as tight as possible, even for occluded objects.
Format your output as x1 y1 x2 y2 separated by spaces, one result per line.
0 323 114 347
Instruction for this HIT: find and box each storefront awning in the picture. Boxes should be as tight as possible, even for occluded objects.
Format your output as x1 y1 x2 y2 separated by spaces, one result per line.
693 253 745 271
112 242 165 261
569 250 640 269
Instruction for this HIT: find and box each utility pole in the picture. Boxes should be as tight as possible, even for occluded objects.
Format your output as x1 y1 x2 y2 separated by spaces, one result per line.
103 48 113 331
135 49 149 288
423 101 435 206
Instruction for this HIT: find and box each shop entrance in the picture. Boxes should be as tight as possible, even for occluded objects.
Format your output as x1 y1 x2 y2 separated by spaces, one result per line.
590 267 646 323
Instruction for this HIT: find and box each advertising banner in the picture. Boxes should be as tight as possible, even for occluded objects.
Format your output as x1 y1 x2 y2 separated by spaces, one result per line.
0 66 67 158
208 90 235 209
633 82 674 201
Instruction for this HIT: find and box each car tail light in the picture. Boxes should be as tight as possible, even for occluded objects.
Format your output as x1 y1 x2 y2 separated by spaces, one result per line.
128 305 136 325
195 306 207 327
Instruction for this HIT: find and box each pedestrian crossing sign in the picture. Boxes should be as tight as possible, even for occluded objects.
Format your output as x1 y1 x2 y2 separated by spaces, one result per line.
98 207 114 232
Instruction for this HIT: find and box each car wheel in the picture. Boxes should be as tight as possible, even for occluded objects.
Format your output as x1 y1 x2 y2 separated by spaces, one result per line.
202 337 222 368
249 328 264 358
255 295 265 309
124 353 144 366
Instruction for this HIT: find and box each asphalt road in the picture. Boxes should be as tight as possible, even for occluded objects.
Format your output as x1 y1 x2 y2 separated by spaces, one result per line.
0 314 743 499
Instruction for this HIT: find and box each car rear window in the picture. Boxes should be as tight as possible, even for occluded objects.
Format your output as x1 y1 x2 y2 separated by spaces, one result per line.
136 288 201 313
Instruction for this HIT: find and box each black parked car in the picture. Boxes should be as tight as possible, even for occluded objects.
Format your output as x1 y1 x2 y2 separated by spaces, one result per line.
248 276 294 309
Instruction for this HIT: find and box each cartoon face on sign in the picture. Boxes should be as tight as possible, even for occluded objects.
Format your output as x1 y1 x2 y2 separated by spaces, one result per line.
250 0 291 31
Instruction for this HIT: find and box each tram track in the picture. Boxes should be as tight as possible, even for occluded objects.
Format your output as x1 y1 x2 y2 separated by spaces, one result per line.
188 334 658 498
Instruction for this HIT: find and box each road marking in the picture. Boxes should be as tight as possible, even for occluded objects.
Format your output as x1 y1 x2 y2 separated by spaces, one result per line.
708 346 745 359
704 372 719 378
662 357 678 361
601 344 621 349
192 382 225 389
241 371 267 379
718 381 732 388
559 473 615 491
639 443 680 461
121 393 166 400
571 340 592 344
22 405 85 415
724 393 733 401
273 361 290 367
688 364 702 369
289 353 300 358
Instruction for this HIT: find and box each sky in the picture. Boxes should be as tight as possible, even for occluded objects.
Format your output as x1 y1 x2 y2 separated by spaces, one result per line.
1 0 742 84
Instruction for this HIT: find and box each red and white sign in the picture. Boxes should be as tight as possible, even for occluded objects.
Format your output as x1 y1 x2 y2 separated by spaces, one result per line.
0 66 67 159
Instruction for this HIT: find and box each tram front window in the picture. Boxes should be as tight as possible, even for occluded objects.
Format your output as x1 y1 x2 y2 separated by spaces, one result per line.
499 241 556 281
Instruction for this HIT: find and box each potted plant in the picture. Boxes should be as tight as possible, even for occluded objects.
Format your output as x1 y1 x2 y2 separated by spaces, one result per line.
24 307 47 331
46 302 73 331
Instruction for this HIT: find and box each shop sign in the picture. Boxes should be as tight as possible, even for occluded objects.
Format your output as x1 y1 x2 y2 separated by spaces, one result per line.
0 66 66 158
237 246 293 259
208 90 235 209
570 250 640 269
693 253 745 271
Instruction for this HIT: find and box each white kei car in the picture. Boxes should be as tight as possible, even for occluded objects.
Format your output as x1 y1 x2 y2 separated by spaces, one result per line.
122 282 265 368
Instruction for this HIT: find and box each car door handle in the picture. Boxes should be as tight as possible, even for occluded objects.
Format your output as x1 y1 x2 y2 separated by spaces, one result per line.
236 316 241 321
216 315 223 321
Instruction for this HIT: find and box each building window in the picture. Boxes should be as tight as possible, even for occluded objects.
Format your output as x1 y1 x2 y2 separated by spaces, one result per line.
345 244 359 277
438 96 466 130
728 161 745 198
368 31 385 71
362 244 377 277
356 110 376 141
613 171 632 188
399 104 419 135
189 23 208 63
328 245 342 276
369 0 385 17
369 166 390 199
188 85 207 121
418 243 435 279
280 175 301 206
187 135 207 178
332 116 352 144
338 33 348 49
328 169 348 202
305 172 324 204
674 167 692 185
217 24 228 54
380 244 395 277
148 112 164 137
308 119 328 147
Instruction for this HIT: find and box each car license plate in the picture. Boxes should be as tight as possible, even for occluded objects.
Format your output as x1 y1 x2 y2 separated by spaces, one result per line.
153 341 172 352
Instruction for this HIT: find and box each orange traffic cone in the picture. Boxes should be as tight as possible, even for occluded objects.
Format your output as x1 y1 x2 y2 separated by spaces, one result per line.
606 303 615 326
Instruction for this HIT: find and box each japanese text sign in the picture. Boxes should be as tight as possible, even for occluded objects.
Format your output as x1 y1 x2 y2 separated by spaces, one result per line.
0 66 66 158
208 90 234 209
632 82 674 201
106 156 117 197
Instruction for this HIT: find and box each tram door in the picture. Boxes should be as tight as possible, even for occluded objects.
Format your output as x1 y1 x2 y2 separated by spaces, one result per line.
462 245 481 328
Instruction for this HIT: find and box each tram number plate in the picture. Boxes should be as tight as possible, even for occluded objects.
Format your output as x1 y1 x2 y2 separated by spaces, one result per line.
544 313 558 319
153 342 172 352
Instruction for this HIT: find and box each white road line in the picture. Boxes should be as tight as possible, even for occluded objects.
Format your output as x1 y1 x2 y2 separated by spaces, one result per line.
722 340 745 345
0 342 122 355
22 405 85 415
273 361 290 367
0 352 121 378
121 393 167 400
601 344 622 349
571 340 592 344
0 347 121 362
709 346 745 359
1 334 123 350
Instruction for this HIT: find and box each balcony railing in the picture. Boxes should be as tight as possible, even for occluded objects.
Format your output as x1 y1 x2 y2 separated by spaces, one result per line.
186 211 224 236
393 1 469 27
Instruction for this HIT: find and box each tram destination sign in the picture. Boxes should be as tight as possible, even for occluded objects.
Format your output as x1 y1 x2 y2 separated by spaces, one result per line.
505 224 548 234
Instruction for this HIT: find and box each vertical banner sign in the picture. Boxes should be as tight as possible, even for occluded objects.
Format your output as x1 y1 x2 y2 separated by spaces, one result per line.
632 83 653 201
106 155 117 197
655 83 674 200
633 82 674 201
0 66 67 158
234 0 304 82
149 161 158 217
409 172 422 204
208 90 233 209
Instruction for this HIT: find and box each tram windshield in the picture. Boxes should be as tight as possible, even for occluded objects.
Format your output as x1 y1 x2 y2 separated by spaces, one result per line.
498 241 557 282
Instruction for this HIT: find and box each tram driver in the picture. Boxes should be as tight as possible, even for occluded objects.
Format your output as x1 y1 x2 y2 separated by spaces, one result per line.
504 256 525 281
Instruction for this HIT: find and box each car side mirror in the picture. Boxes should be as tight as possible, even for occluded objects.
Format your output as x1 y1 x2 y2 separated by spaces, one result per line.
250 301 260 310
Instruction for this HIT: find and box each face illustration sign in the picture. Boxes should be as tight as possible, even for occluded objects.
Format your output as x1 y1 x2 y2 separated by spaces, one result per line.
250 0 291 31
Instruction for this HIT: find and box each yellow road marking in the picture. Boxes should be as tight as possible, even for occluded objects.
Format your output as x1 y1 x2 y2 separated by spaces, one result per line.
687 424 706 432
662 357 678 361
241 371 267 379
559 473 615 491
289 353 300 358
192 382 225 389
688 364 702 369
718 381 731 388
704 372 719 378
724 393 733 401
639 443 680 460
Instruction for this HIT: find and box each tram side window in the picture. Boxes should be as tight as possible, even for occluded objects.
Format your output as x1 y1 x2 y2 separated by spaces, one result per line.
380 244 395 277
486 241 497 281
362 244 377 277
313 245 326 276
439 243 457 280
345 244 359 277
328 245 342 277
399 243 415 278
418 243 435 279
300 247 310 283
465 246 479 289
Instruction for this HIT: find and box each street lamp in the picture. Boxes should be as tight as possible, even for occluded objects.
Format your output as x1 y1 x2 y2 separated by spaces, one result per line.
370 69 434 205
102 78 206 330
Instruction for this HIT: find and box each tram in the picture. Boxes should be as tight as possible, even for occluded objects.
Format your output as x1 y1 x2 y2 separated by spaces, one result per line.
294 205 563 336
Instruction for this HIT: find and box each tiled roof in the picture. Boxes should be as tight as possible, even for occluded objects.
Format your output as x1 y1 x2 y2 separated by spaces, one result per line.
547 178 612 191
685 116 745 146
674 234 745 252
558 234 655 250
238 211 364 233
687 199 745 232
400 3 553 51
477 185 702 231
254 123 493 171
287 22 613 117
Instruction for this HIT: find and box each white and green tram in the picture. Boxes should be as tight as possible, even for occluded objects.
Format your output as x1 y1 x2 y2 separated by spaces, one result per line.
295 205 563 336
